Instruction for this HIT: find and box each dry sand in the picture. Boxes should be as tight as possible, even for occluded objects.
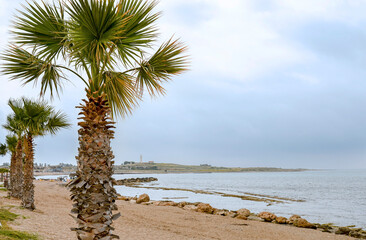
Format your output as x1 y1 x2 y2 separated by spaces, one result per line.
0 181 354 240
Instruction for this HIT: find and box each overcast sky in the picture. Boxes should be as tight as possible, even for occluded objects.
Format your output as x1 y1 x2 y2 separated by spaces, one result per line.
0 0 366 169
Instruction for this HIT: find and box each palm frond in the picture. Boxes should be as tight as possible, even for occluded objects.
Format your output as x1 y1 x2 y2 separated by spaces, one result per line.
134 38 189 96
0 143 8 156
46 111 71 135
8 97 70 137
2 46 65 98
5 135 18 154
12 0 67 60
115 0 160 66
66 0 127 66
102 71 139 117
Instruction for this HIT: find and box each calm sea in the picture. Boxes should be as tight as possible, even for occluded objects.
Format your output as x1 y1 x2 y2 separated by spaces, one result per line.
38 169 366 228
114 170 366 228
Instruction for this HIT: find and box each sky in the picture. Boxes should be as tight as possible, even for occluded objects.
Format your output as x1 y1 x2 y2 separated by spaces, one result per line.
0 0 366 169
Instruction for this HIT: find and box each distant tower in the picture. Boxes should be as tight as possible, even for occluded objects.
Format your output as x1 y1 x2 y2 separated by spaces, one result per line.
140 155 142 163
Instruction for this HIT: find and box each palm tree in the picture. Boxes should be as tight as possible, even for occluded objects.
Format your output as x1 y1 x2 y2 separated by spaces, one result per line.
4 135 18 189
2 0 188 238
3 114 25 199
8 98 70 210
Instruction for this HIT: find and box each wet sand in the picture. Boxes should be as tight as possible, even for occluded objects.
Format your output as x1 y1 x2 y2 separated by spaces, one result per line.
0 181 353 240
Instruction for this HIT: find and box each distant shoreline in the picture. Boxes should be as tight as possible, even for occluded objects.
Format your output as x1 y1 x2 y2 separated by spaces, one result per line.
35 168 309 177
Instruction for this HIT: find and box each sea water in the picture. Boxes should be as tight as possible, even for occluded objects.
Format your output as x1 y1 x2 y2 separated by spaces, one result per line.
113 170 366 228
37 169 366 228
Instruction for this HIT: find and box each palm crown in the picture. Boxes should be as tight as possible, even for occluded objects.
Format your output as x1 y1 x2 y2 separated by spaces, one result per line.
2 0 188 117
7 98 70 137
5 135 18 154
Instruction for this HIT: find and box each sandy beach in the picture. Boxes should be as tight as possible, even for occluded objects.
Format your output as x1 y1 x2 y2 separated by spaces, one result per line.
0 181 355 240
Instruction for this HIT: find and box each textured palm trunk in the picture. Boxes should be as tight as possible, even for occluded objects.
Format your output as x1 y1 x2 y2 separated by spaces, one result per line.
22 135 35 210
68 94 120 240
8 153 16 190
12 140 23 199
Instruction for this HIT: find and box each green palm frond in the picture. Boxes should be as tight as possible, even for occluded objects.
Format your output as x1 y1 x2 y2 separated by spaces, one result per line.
2 46 65 98
3 0 189 119
3 115 24 137
134 38 189 96
103 71 139 117
67 0 127 66
115 0 160 66
6 98 70 137
5 135 18 154
0 143 7 156
12 0 67 60
46 110 71 135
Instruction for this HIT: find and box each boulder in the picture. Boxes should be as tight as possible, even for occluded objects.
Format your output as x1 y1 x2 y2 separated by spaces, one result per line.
275 216 288 224
293 218 315 229
117 196 130 201
227 211 237 218
159 201 178 207
178 202 188 208
335 227 351 235
136 194 150 204
183 205 198 211
288 215 301 224
349 231 362 238
197 203 214 214
214 210 230 216
258 212 277 222
236 208 250 220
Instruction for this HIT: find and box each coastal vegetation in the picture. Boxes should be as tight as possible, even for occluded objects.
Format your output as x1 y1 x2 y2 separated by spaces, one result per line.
2 98 69 210
0 207 38 240
2 0 188 238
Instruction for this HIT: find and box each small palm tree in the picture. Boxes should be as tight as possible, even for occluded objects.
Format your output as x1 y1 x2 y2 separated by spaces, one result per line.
3 114 25 199
2 0 188 238
8 98 70 210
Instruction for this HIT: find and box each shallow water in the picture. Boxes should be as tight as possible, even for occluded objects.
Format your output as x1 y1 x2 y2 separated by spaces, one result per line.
113 170 366 228
38 169 366 228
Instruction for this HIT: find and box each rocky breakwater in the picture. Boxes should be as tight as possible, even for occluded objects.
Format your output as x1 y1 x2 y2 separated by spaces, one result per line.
114 177 158 186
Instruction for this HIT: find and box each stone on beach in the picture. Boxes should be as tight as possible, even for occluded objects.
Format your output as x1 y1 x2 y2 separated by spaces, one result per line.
197 203 214 214
336 227 352 235
288 215 301 224
178 201 188 208
293 218 315 229
275 216 288 224
258 212 277 222
183 205 198 211
136 194 150 204
236 208 251 220
158 201 178 207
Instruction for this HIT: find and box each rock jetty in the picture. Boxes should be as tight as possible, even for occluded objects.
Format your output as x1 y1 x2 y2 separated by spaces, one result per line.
114 177 158 186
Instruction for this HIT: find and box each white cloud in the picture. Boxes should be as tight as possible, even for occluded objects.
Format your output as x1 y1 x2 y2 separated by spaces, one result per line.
157 0 313 83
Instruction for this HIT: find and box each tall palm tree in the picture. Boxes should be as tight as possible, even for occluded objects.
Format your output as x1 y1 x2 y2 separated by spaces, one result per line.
2 0 188 238
8 98 70 210
3 114 25 199
4 135 17 189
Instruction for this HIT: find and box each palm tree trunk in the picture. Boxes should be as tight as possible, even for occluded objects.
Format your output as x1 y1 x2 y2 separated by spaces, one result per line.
12 140 23 199
8 153 16 190
68 94 120 240
22 134 35 210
